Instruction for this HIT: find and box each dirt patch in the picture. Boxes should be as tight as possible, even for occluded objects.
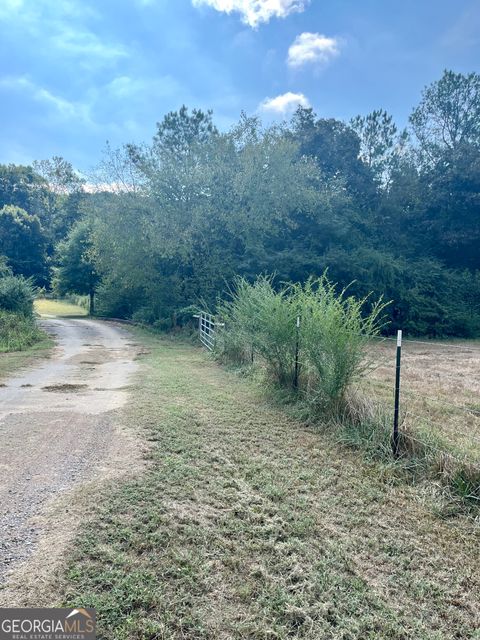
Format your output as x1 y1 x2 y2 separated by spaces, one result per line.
42 383 88 393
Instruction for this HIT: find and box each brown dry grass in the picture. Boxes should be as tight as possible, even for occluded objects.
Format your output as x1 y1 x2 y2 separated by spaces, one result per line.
363 339 480 461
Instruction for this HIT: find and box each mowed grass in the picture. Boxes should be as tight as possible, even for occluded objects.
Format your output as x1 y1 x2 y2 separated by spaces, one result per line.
62 333 480 639
35 298 88 317
363 339 480 461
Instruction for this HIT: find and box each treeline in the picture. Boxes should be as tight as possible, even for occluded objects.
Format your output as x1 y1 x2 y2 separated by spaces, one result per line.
1 70 479 336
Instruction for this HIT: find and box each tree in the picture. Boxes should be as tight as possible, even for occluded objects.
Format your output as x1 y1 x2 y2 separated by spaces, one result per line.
32 156 84 196
92 111 339 324
54 219 99 314
408 71 480 269
410 70 480 161
77 88 480 337
33 156 86 241
0 205 47 283
0 164 47 213
153 105 218 158
350 110 408 186
289 107 377 206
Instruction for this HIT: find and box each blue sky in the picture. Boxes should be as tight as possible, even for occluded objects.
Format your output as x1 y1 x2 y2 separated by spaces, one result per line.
0 0 479 172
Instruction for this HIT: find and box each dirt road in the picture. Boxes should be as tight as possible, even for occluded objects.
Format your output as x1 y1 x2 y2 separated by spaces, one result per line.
0 318 139 587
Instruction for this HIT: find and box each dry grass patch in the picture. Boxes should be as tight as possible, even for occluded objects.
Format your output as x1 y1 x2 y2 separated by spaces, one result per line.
59 334 480 639
363 339 480 461
35 298 88 317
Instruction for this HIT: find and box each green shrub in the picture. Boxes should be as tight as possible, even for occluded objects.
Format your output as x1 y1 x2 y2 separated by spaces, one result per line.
0 310 45 352
0 274 36 316
291 277 387 413
217 275 386 414
218 276 298 381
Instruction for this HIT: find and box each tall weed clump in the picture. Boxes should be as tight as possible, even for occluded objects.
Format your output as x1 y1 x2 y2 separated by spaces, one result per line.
217 275 386 415
0 310 45 352
218 277 298 383
291 277 386 414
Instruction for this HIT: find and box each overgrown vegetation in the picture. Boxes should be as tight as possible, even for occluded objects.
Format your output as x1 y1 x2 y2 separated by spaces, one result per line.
0 270 46 352
332 400 480 511
0 272 36 315
1 71 480 336
217 275 386 413
215 275 480 508
0 310 45 353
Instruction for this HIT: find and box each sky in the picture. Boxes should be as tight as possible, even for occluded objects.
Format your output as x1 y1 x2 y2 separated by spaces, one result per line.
0 0 479 172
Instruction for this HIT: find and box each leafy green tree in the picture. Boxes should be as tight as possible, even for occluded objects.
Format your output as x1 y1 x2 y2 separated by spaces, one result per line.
93 111 338 325
289 107 377 205
408 71 480 269
0 164 47 214
54 219 99 314
0 205 47 283
82 86 480 337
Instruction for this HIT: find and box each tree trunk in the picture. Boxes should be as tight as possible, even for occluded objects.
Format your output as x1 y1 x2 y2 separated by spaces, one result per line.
89 289 95 315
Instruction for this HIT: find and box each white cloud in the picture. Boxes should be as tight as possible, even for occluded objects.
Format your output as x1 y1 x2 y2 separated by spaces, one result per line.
287 32 340 67
0 1 127 68
259 91 310 115
192 0 309 28
53 27 127 62
106 75 180 99
0 76 93 125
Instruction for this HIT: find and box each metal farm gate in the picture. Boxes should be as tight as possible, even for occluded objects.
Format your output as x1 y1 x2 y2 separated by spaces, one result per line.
194 312 222 351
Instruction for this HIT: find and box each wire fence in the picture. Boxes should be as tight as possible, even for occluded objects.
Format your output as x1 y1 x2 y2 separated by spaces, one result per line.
357 331 480 467
194 312 480 468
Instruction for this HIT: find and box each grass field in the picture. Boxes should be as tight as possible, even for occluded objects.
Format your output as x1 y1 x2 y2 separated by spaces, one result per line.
35 298 88 317
364 338 480 462
61 332 480 639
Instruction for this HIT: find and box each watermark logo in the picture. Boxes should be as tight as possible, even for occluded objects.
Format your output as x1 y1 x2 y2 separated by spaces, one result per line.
0 607 96 639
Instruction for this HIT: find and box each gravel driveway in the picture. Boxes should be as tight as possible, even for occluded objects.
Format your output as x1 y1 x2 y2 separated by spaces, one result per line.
0 318 138 583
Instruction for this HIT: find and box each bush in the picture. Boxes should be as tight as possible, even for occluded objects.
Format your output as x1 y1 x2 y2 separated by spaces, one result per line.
217 275 387 414
0 274 36 316
218 276 298 380
291 277 386 412
0 310 45 352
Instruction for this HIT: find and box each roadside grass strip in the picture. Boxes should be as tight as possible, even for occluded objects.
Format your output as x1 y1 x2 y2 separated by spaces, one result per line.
63 335 480 639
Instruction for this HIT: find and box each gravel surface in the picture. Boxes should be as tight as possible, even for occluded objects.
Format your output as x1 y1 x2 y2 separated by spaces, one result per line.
0 318 138 583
